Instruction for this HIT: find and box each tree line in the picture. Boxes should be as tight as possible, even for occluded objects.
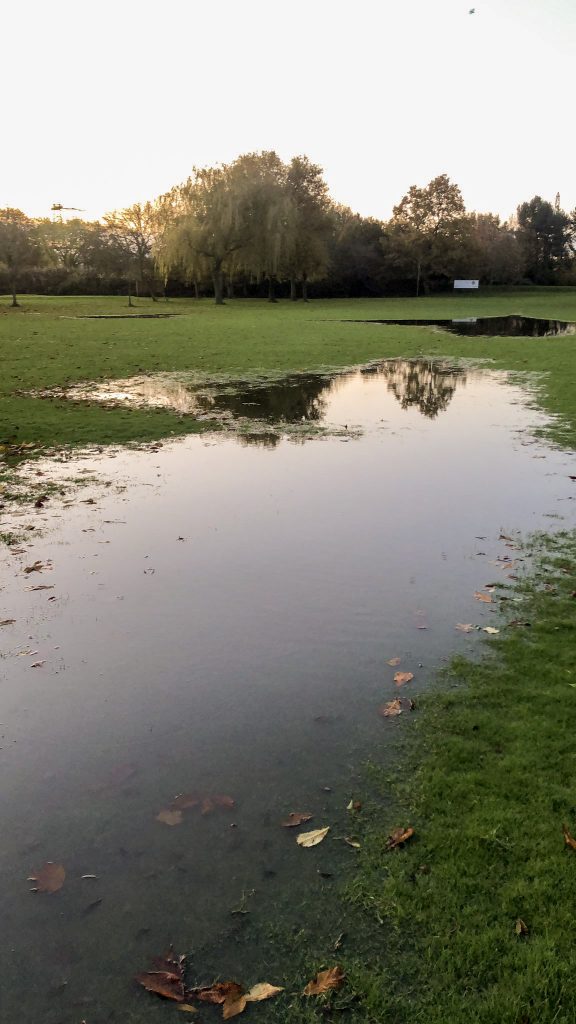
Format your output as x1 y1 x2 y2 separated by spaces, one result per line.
1 153 575 306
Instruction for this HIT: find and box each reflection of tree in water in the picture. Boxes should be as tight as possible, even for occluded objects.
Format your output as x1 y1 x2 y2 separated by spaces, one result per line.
364 360 466 418
197 374 332 424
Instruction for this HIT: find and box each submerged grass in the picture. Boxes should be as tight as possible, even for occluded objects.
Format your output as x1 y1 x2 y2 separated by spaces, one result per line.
1 288 576 448
342 530 576 1023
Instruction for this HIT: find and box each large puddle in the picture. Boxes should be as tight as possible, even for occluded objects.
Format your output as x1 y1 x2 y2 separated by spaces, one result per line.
2 360 576 1020
343 314 576 337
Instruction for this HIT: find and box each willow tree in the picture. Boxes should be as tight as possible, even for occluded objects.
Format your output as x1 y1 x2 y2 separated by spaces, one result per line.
154 165 254 305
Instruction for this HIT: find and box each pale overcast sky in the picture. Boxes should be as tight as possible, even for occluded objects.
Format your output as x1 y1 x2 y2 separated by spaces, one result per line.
3 0 575 222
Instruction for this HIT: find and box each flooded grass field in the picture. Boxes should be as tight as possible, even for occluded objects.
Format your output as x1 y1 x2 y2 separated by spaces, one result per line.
1 358 576 1021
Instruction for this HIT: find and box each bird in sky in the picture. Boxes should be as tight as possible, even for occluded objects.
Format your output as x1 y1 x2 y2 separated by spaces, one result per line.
469 7 476 12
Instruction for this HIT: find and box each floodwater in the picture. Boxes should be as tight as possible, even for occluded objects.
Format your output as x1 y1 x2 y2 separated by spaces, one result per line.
344 315 576 337
1 360 576 1021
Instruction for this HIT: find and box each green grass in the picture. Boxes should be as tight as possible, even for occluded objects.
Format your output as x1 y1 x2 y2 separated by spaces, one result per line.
1 288 576 448
343 532 576 1023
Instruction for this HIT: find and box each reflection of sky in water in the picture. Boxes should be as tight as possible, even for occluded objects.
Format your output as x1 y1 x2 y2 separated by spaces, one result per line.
343 315 576 337
1 365 576 1019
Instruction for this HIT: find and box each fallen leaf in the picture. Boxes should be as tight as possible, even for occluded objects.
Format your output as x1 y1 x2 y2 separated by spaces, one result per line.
562 824 576 851
379 697 415 717
0 619 16 626
303 966 344 996
81 874 98 879
136 971 185 1002
193 982 244 1005
387 657 401 666
346 800 362 812
515 918 529 936
482 627 500 635
474 591 493 603
223 994 248 1019
201 794 235 815
24 560 51 574
28 862 65 893
25 584 54 591
394 671 414 687
136 950 186 1003
296 826 330 848
281 812 313 828
31 661 45 668
385 827 415 851
344 837 361 849
178 1005 199 1014
156 809 183 826
455 623 474 633
245 983 284 1003
170 793 200 811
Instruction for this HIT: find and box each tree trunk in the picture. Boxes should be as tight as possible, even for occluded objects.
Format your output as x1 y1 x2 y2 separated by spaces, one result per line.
10 274 19 308
128 282 133 308
193 280 200 300
416 258 421 298
290 278 298 301
268 276 278 303
213 263 225 305
135 279 140 298
302 273 309 302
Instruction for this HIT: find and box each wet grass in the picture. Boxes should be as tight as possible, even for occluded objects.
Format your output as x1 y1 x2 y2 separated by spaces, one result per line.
343 530 576 1023
1 288 576 448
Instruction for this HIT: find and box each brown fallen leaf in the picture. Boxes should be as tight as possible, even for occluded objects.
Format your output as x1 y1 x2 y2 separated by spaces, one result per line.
156 809 183 826
387 657 401 666
24 560 52 574
136 971 185 1002
455 623 474 633
28 862 65 893
562 823 576 851
201 794 235 815
394 671 414 687
296 826 330 848
30 661 45 668
0 619 16 626
25 584 54 591
223 994 248 1019
303 966 344 996
281 812 313 828
178 1005 199 1014
474 591 492 603
245 983 284 1003
515 918 529 936
346 800 362 812
343 837 361 849
379 697 415 717
385 827 415 851
193 982 245 1005
136 949 186 1003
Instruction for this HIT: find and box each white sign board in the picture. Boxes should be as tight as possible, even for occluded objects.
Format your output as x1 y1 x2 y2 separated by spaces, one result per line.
453 279 479 289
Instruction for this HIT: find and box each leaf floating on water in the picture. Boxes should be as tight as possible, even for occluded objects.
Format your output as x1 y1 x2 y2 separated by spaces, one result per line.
25 584 54 591
24 560 52 574
136 949 186 1003
281 812 313 828
385 827 415 851
303 966 344 996
379 697 414 717
455 623 475 633
387 657 401 666
394 671 414 687
201 794 235 815
31 661 45 668
156 809 183 826
482 626 500 635
178 1004 199 1014
474 592 492 603
0 619 16 626
562 824 576 851
28 862 65 893
296 826 330 848
245 983 284 1003
515 918 529 936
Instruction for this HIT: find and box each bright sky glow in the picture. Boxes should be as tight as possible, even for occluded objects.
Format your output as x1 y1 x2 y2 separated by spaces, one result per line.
4 0 575 222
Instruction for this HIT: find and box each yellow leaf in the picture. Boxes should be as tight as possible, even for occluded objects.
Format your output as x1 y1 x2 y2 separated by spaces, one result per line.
296 826 330 848
178 1004 199 1014
455 623 474 632
483 626 500 635
385 826 415 850
394 671 414 687
387 657 401 666
474 591 492 603
245 983 284 1002
223 994 247 1019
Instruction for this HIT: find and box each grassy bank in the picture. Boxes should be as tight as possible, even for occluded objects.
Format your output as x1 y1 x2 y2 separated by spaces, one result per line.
1 288 576 448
